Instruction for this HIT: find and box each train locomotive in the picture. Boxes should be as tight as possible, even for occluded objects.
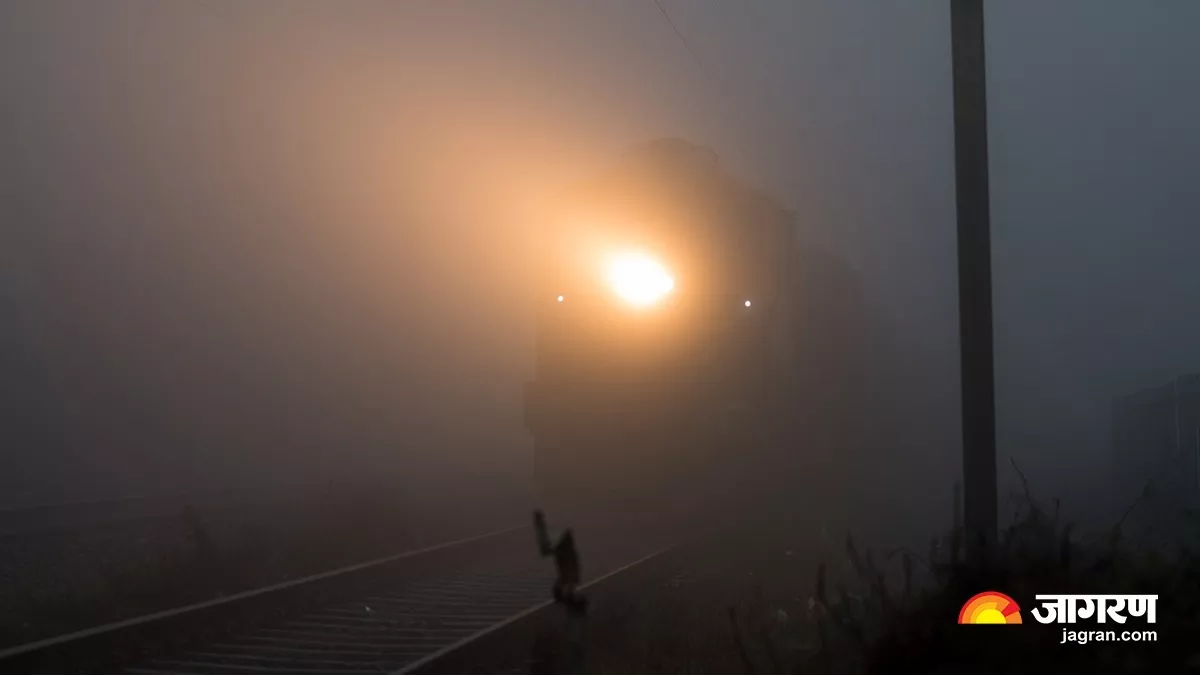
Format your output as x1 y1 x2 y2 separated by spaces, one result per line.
524 139 874 521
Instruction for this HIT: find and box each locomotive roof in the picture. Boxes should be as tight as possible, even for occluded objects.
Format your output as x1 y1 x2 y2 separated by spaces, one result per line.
565 138 789 220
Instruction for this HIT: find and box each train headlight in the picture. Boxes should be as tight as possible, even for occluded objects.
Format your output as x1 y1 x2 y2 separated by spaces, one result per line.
605 251 674 308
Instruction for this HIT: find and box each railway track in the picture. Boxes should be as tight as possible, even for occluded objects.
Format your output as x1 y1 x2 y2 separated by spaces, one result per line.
1 516 684 675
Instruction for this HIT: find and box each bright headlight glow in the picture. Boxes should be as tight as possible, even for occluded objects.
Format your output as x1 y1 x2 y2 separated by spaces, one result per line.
605 251 674 307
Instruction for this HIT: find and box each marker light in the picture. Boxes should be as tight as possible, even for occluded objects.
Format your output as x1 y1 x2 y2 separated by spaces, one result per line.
744 300 752 308
557 295 564 303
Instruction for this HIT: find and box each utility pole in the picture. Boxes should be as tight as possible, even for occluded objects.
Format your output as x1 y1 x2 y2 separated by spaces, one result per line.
951 0 998 559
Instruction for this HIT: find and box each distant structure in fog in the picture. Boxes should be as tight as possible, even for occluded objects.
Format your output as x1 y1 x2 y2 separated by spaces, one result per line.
1112 373 1200 506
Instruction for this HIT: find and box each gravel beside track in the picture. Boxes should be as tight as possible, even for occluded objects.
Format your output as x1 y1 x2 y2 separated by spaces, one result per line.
119 519 671 675
409 517 825 675
0 487 526 649
3 514 687 675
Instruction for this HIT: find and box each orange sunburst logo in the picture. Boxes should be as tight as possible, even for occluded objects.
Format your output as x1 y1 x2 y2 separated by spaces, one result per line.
958 591 1023 625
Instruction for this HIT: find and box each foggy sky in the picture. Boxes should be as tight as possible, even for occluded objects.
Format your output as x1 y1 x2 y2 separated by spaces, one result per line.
2 1 1197 524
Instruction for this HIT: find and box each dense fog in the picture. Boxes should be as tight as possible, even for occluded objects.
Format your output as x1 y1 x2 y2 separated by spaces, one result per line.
2 1 1197 537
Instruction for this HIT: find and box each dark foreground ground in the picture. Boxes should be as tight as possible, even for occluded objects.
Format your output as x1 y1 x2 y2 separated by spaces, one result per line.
415 515 824 675
0 481 527 649
413 506 1193 675
7 480 1196 673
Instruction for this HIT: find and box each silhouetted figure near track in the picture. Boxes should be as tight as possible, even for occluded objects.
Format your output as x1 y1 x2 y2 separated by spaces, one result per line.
533 510 588 616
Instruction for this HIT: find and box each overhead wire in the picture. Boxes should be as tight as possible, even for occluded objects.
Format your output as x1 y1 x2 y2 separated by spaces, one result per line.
649 0 709 77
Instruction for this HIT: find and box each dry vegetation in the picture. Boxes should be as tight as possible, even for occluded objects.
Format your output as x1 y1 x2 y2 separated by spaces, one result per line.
440 469 1199 674
801 502 1198 673
684 471 1196 673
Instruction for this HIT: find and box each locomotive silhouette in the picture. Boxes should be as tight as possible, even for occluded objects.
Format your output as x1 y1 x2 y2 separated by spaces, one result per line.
524 139 877 522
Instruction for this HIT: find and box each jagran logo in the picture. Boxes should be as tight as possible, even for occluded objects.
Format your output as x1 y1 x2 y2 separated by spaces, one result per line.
959 592 1158 626
958 591 1023 625
960 592 1159 645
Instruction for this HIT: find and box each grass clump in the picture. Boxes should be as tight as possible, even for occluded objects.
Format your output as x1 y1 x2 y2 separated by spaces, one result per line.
796 463 1200 674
